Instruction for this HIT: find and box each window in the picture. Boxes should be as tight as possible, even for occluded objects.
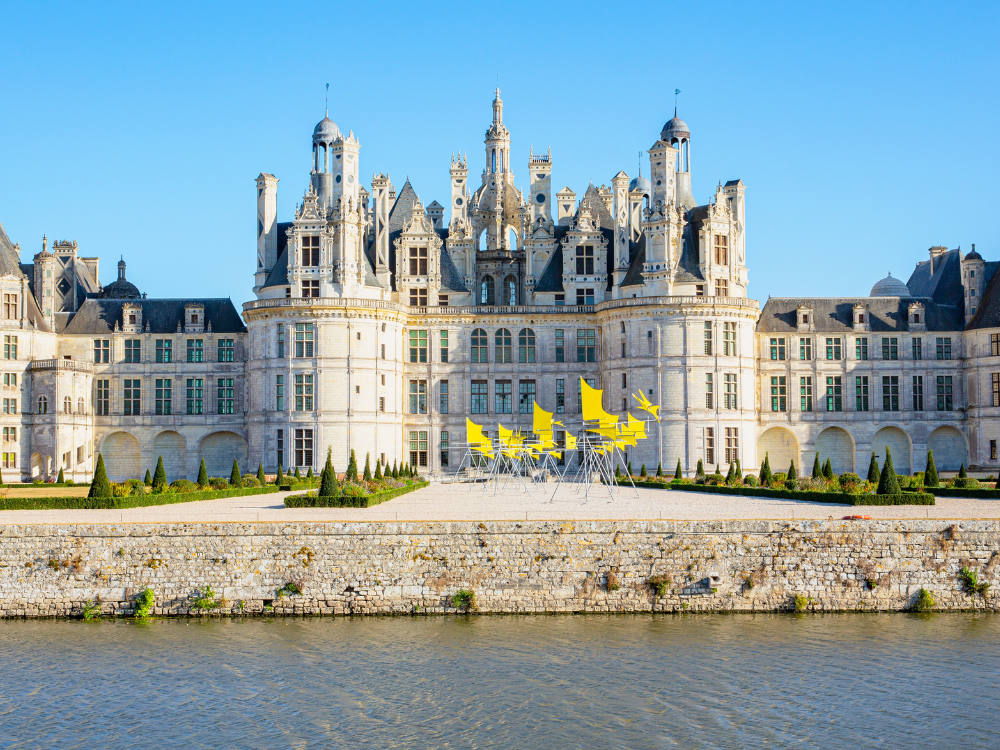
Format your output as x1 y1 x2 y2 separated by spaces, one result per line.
276 324 285 358
518 380 536 413
705 427 715 465
621 372 628 389
770 376 787 412
155 339 172 363
152 378 172 415
696 285 705 297
380 343 385 360
276 429 284 469
912 337 922 360
295 374 314 411
124 339 141 363
621 341 627 358
556 379 565 414
936 337 952 360
480 275 495 305
723 322 737 356
409 380 427 414
724 373 738 409
3 398 17 414
301 280 320 297
725 427 739 465
441 431 450 467
495 329 512 363
577 329 596 362
881 376 899 411
992 334 1000 357
798 337 812 360
2 453 15 469
713 234 728 265
187 339 203 363
218 339 234 362
825 337 842 360
576 288 595 305
554 293 565 306
495 380 512 414
61 396 71 414
294 428 313 467
504 276 517 306
123 379 140 415
825 376 842 411
438 294 449 307
218 378 234 414
471 380 488 414
93 339 109 363
856 376 869 411
714 278 729 297
409 430 428 468
994 373 1000 407
912 376 924 411
881 337 898 360
37 395 47 414
705 373 714 409
409 330 427 363
800 376 813 411
440 380 449 414
518 328 536 363
409 288 428 307
471 328 488 363
276 375 284 410
555 329 565 362
301 235 320 266
96 380 109 416
295 323 314 357
3 294 16 319
408 245 428 275
769 337 785 360
2 427 15 442
2 336 13 360
647 330 654 354
187 378 203 414
855 337 868 361
2 373 13 387
992 440 998 461
575 245 595 274
705 323 714 355
440 330 449 363
936 376 953 411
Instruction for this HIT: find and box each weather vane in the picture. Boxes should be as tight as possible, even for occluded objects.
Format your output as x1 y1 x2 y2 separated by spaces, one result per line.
325 83 329 116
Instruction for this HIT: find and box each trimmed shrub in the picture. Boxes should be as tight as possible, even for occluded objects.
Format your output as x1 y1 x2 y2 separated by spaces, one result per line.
152 456 168 494
124 479 146 495
656 462 663 477
696 459 705 479
952 475 981 490
838 473 861 491
675 459 682 480
712 464 723 480
787 460 797 481
319 447 338 497
958 463 968 479
294 466 301 479
823 458 834 480
197 459 209 488
347 450 358 482
391 460 399 479
170 479 197 493
735 459 742 480
867 453 880 484
144 469 152 486
241 475 262 488
924 450 939 487
744 475 759 487
812 452 822 479
640 464 647 478
284 481 429 508
374 459 383 481
57 467 64 483
725 462 735 482
275 465 284 485
306 466 313 480
89 454 113 499
230 460 241 487
628 461 633 476
876 446 901 495
364 452 372 481
663 482 934 506
759 452 773 487
0 485 282 511
257 463 266 485
209 477 230 490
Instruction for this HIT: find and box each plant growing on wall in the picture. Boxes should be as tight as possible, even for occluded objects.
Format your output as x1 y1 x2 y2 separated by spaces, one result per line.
133 588 154 618
912 587 935 612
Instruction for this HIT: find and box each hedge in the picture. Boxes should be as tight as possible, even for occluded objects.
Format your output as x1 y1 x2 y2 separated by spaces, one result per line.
658 482 935 506
0 486 282 511
925 487 1000 499
285 481 429 508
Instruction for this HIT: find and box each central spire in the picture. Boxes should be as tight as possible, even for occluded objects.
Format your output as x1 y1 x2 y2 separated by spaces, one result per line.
493 88 503 124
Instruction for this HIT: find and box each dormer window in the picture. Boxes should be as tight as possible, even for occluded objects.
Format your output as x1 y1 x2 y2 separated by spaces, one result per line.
185 304 205 333
858 314 864 323
129 314 136 325
408 246 427 275
913 313 921 323
191 314 198 324
801 314 809 325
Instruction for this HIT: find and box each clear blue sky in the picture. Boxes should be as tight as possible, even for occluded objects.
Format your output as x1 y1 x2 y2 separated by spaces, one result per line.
2 1 997 306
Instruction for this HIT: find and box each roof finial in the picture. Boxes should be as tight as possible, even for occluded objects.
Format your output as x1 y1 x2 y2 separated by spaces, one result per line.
674 88 680 117
325 83 329 117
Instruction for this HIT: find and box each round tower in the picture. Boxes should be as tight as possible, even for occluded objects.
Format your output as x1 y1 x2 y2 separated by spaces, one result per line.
662 112 695 209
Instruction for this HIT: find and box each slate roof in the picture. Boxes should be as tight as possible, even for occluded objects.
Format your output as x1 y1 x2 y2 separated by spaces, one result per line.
621 233 646 287
756 297 963 333
262 222 293 288
906 249 962 305
532 226 570 293
436 230 468 292
673 205 708 283
0 219 25 278
966 264 1000 329
59 298 246 335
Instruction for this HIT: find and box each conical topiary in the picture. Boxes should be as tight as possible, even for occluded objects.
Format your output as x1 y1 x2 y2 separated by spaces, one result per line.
627 461 633 476
319 447 338 497
153 455 168 493
696 459 705 479
823 458 834 479
726 462 735 482
812 452 822 479
306 466 313 480
760 452 773 486
347 450 358 482
57 467 64 483
374 459 383 481
294 466 301 480
257 463 266 485
364 452 372 481
924 450 939 487
958 463 967 479
656 462 663 477
276 464 284 485
197 459 208 487
787 460 797 481
391 459 398 479
867 453 880 484
713 463 723 479
230 459 241 487
735 459 742 480
144 469 152 486
675 459 682 480
615 464 622 479
89 453 112 498
877 446 901 495
640 464 647 477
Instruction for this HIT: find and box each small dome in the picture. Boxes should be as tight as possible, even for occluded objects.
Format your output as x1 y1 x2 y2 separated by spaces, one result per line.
966 249 984 261
313 116 340 139
629 174 651 194
870 273 911 298
661 115 690 141
100 259 142 299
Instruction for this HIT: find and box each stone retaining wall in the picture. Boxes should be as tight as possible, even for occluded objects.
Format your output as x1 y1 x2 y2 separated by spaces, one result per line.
0 519 997 617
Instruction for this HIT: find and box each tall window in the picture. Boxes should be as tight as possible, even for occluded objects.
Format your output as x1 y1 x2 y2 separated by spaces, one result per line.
705 373 714 409
518 328 536 363
37 395 47 414
218 339 234 362
575 245 594 274
186 378 203 414
881 376 899 411
124 340 141 363
155 339 172 363
798 337 812 360
471 380 488 414
992 333 1000 356
295 374 314 411
301 235 320 266
294 428 313 467
62 396 71 414
556 379 565 414
576 288 595 305
495 329 512 363
881 337 898 360
769 337 785 360
855 337 868 361
621 372 628 389
409 330 427 363
301 280 320 297
825 376 842 411
408 245 427 275
439 380 449 414
714 278 729 296
770 376 786 412
409 431 428 468
993 373 1000 407
276 429 284 469
577 329 596 362
555 329 565 362
936 337 952 360
912 337 922 360
495 380 512 414
504 276 517 306
409 380 427 414
705 323 714 355
3 336 15 361
518 381 536 413
936 375 953 411
724 427 739 465
217 378 234 414
3 294 16 319
825 337 842 360
440 330 449 363
295 323 314 357
77 397 85 414
440 431 450 467
713 234 728 265
187 339 203 363
722 322 737 356
408 288 428 307
155 378 172 415
123 379 140 416
800 376 813 411
855 376 869 412
480 275 495 305
912 376 924 411
705 427 715 465
471 328 488 363
96 379 109 416
276 375 284 410
93 339 109 363
724 373 738 409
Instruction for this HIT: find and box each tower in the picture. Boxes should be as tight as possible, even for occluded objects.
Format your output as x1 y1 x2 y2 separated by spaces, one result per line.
450 155 469 227
611 171 630 293
963 244 986 319
255 173 279 290
485 89 511 178
556 187 576 226
662 112 694 209
371 173 392 289
311 115 339 209
528 147 552 226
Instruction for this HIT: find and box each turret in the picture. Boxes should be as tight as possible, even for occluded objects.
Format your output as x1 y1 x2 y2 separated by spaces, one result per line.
485 89 511 177
255 173 279 290
528 147 552 226
662 112 695 209
556 187 576 226
962 244 985 319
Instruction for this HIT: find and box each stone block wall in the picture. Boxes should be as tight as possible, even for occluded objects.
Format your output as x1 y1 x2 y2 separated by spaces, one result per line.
0 519 996 617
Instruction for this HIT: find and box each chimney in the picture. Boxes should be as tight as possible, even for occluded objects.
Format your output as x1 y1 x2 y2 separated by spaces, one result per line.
928 246 948 275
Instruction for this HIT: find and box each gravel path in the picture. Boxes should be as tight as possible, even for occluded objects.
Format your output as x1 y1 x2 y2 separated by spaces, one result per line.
0 482 997 524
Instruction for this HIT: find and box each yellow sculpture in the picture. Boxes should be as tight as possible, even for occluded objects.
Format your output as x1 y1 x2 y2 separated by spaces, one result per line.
632 391 661 422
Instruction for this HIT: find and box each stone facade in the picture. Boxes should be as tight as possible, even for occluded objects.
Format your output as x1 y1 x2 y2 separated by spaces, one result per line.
0 520 996 617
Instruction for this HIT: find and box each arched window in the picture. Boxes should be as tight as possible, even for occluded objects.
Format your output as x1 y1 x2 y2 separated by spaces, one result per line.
77 397 85 415
504 275 517 306
491 150 496 173
471 328 488 363
507 227 518 251
63 396 71 414
518 328 535 363
620 321 626 333
480 275 495 305
495 328 512 363
37 396 47 414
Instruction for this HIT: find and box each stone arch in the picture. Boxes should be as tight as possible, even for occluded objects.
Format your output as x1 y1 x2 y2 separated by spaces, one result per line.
100 432 141 481
152 430 187 482
871 427 912 476
815 427 855 474
30 452 42 479
927 426 967 471
757 427 799 474
198 431 248 479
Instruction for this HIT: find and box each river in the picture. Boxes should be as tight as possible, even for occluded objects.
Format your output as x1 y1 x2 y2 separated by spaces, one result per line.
0 613 996 748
